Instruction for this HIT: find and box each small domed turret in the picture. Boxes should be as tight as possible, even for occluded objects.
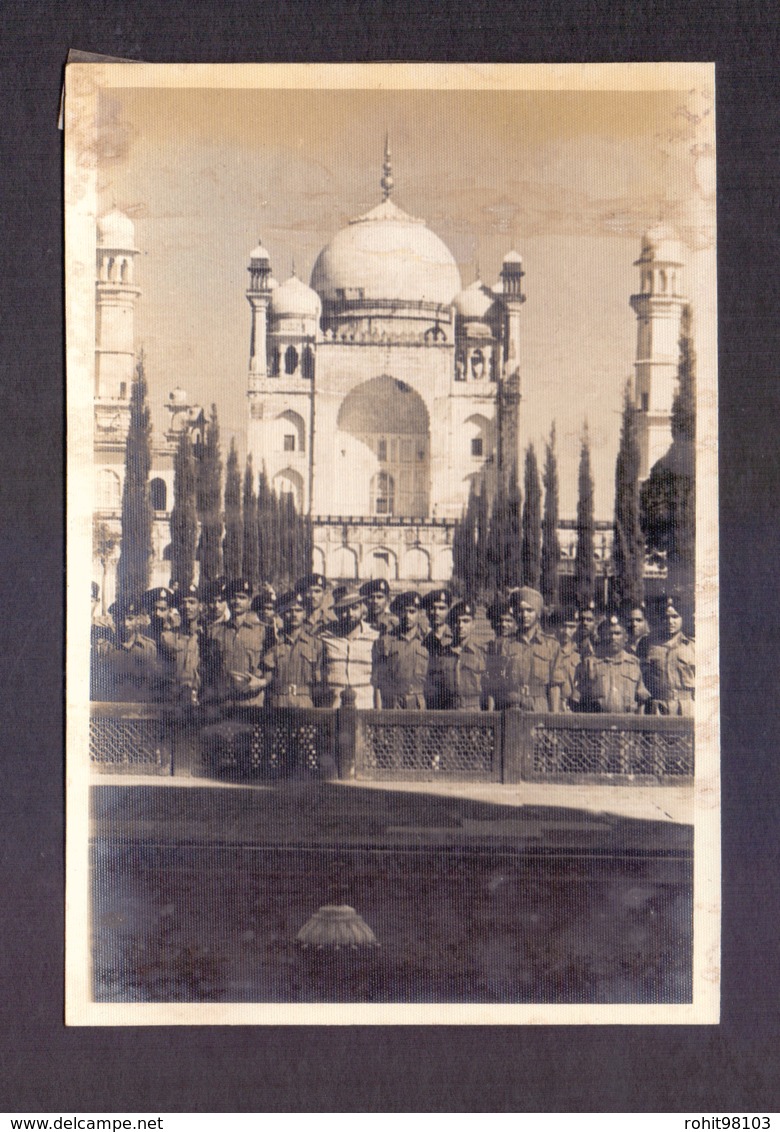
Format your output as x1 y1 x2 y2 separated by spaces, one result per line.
97 207 136 249
270 273 321 320
453 278 495 322
638 222 684 265
249 241 271 264
168 387 189 406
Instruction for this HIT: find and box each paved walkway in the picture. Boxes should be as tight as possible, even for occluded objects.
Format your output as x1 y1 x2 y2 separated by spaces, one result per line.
90 773 693 856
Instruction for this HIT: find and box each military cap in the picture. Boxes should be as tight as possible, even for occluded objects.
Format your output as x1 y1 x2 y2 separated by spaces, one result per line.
549 605 579 627
486 595 514 622
578 598 597 613
448 599 477 623
332 585 366 611
606 613 627 631
225 578 254 599
251 584 277 613
296 573 327 591
277 589 306 613
421 588 452 610
390 590 422 614
173 582 201 607
203 578 227 603
91 581 100 601
664 594 683 616
359 578 390 598
141 586 174 612
110 596 141 620
510 586 544 617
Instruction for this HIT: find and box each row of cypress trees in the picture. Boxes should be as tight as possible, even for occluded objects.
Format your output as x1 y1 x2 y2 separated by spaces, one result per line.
451 304 696 609
114 373 312 606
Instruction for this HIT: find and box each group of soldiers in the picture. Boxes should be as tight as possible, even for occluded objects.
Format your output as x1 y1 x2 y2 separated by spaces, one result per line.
91 573 694 717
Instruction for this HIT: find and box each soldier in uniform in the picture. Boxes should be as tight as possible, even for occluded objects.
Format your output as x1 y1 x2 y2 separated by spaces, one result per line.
425 599 486 710
577 615 650 713
322 586 378 708
159 582 203 705
503 586 562 712
142 586 176 648
645 597 695 716
483 596 519 711
199 578 232 705
102 597 168 702
360 578 398 637
252 582 281 649
575 599 601 659
216 578 268 707
261 590 325 709
549 606 581 711
421 588 453 653
374 591 429 709
296 573 337 636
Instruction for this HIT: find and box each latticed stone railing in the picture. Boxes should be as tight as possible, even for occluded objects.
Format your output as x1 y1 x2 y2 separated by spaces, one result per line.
89 700 693 786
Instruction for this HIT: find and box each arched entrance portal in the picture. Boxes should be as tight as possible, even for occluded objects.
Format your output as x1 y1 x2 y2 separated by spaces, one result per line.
337 375 430 518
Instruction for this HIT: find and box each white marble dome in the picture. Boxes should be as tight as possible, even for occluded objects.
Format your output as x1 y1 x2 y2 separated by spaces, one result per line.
310 198 462 306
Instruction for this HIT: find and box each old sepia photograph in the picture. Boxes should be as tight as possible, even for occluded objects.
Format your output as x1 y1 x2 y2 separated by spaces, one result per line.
64 62 718 1024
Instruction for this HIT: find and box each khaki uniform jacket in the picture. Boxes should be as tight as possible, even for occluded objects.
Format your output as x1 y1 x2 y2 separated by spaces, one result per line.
262 628 325 708
491 628 560 711
376 625 429 709
577 650 650 713
645 633 695 715
426 638 486 710
551 641 581 709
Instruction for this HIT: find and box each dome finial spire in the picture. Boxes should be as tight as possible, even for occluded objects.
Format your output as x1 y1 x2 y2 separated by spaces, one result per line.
381 132 394 201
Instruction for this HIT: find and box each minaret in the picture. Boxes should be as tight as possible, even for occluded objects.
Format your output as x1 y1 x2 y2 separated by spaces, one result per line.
498 250 526 479
246 240 273 382
94 207 140 442
630 223 687 479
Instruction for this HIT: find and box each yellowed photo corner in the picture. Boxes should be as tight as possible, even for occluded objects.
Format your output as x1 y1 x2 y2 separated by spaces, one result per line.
66 62 717 1025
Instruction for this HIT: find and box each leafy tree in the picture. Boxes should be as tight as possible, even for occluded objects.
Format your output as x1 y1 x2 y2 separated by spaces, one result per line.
521 444 542 588
540 424 561 608
574 426 596 608
169 430 198 592
612 384 645 609
116 358 153 605
196 404 223 583
222 439 243 580
92 519 118 614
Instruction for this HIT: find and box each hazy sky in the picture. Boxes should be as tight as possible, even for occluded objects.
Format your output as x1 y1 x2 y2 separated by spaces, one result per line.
96 83 707 517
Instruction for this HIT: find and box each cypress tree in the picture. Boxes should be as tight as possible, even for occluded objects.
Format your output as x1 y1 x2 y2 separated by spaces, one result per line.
521 444 542 588
505 460 523 590
242 454 259 589
452 480 479 596
169 429 198 592
256 464 278 583
474 484 490 599
486 476 510 592
116 357 154 605
540 425 561 608
222 438 243 580
196 404 223 583
612 383 645 608
574 427 596 608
